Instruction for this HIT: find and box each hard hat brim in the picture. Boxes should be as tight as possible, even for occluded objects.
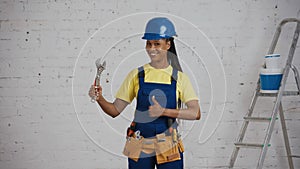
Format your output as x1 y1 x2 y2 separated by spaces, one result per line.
142 33 174 40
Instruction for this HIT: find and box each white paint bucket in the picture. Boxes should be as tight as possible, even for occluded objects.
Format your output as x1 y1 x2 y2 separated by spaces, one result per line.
265 54 280 69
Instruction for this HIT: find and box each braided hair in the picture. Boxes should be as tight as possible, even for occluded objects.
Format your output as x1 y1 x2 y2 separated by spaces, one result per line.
167 38 182 72
166 37 183 114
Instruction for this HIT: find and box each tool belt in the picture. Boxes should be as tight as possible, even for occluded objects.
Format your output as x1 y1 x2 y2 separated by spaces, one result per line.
122 132 185 164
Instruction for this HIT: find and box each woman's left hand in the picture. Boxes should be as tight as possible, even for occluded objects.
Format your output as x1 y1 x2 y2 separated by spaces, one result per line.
149 96 165 117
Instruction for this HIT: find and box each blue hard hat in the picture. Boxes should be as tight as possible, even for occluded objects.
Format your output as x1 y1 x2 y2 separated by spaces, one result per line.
142 17 177 40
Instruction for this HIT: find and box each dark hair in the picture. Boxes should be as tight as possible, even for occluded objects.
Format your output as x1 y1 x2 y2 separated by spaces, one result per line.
166 38 182 72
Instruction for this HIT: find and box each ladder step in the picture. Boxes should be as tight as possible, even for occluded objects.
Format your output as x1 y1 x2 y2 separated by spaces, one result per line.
234 142 271 148
290 155 300 158
259 91 300 97
244 117 278 122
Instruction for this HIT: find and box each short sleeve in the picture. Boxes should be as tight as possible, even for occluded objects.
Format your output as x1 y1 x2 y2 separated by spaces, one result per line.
115 69 138 103
179 73 199 103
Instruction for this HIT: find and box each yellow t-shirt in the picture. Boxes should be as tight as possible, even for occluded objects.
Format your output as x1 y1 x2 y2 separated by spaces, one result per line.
115 64 198 104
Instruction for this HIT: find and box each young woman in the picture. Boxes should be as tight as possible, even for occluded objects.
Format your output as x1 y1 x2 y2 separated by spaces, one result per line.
89 17 200 169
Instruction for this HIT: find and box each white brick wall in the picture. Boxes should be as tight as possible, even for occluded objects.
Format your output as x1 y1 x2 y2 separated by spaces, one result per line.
1 0 300 168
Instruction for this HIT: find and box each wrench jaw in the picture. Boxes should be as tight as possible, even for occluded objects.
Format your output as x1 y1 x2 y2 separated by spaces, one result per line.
96 60 106 77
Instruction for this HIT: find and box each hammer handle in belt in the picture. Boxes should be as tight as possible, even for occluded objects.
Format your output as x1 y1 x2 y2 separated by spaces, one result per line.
172 128 178 142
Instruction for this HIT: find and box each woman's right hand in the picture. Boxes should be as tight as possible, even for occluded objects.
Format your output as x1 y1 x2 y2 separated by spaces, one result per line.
89 85 103 102
88 85 124 118
88 84 129 118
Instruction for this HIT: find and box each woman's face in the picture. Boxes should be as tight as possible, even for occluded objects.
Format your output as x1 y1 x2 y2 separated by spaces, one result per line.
145 39 170 62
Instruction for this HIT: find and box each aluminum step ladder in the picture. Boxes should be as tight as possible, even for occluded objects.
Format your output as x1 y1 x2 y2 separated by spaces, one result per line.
229 18 300 169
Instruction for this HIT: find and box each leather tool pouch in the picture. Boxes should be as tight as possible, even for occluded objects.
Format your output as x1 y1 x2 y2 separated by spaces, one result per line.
155 134 181 164
123 137 143 162
142 139 155 154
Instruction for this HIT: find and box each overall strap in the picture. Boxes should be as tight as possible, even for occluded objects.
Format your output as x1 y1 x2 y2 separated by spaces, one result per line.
171 68 178 83
169 67 179 136
138 66 145 86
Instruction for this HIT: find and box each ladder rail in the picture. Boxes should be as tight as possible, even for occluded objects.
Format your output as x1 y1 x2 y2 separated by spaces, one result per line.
257 20 300 169
278 103 294 169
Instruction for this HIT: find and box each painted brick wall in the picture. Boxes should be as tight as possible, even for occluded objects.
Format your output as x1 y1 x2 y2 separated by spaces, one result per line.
0 0 300 169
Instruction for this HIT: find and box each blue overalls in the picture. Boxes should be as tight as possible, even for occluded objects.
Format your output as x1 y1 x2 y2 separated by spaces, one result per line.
128 66 183 169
